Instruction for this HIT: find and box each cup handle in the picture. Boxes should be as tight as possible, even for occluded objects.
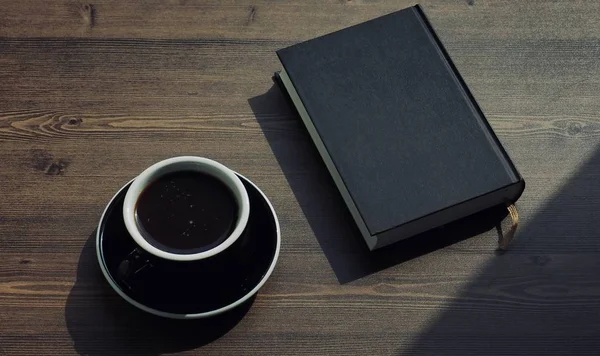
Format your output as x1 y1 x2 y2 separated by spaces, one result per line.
117 247 155 292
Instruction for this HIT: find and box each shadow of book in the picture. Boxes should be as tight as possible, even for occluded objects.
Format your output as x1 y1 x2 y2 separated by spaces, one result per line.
249 84 508 284
64 231 254 355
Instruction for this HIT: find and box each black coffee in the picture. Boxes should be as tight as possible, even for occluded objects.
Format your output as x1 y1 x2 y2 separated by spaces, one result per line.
135 171 238 253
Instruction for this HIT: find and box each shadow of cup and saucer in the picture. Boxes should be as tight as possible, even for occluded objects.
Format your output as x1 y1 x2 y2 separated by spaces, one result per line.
64 230 255 355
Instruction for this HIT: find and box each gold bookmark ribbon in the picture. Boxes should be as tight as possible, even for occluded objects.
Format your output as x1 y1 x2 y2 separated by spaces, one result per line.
498 204 519 250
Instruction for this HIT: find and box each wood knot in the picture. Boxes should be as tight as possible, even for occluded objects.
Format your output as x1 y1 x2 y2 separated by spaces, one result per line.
246 5 257 25
30 149 70 176
46 160 70 176
20 259 31 264
67 117 82 126
31 149 53 172
566 121 583 136
79 3 96 29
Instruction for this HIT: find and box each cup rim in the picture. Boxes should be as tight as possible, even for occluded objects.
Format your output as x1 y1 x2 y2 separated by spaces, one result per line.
122 156 250 262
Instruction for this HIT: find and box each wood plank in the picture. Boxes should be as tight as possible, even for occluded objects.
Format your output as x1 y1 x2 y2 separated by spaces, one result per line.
2 35 600 115
2 1 600 41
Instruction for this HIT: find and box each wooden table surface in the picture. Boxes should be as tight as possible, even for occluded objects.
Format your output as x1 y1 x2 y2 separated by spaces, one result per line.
2 1 600 355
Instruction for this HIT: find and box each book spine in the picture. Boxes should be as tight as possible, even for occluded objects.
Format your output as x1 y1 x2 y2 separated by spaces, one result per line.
274 67 378 249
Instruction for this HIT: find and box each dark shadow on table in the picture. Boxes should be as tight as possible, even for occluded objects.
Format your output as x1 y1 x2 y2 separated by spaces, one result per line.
64 231 253 356
249 84 508 284
398 147 600 355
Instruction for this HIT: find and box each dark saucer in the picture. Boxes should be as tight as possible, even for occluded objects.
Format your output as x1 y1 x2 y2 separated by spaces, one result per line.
96 173 280 319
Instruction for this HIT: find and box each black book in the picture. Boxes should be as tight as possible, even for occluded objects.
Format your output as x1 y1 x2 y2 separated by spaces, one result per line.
275 5 525 250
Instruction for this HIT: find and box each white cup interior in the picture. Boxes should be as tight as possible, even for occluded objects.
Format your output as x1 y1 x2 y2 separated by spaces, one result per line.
122 156 250 262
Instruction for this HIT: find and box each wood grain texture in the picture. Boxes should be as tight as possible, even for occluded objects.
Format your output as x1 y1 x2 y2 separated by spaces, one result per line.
2 0 600 355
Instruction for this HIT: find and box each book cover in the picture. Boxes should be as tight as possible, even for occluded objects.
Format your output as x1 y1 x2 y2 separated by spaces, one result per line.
276 5 525 250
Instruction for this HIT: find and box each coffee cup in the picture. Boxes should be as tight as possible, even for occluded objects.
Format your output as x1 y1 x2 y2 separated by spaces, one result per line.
117 156 250 290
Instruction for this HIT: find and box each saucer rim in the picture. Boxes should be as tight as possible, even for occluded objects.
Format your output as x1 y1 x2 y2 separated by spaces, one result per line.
95 172 281 319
